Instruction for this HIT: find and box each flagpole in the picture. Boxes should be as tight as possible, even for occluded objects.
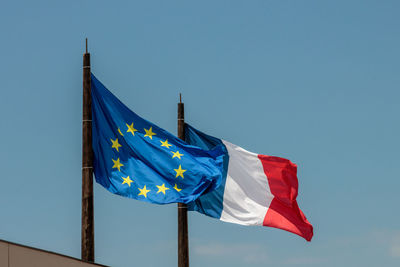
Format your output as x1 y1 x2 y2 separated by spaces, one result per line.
178 94 189 267
82 38 94 262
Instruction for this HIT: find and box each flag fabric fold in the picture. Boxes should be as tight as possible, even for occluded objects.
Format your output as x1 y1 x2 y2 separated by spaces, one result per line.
91 74 225 204
185 124 313 241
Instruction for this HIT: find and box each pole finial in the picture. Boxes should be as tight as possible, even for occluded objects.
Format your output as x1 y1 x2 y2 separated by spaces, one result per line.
179 93 182 103
85 38 88 53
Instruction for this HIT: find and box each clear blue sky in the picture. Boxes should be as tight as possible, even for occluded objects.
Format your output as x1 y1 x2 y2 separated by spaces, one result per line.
1 1 399 266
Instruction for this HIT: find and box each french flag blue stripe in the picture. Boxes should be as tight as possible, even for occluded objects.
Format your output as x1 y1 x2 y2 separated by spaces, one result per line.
185 124 229 218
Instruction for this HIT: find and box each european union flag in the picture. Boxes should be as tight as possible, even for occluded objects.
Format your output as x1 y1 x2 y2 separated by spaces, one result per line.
91 74 225 204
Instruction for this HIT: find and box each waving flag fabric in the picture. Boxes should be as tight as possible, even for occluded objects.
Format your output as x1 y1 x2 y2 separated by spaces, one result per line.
185 124 313 241
91 74 225 204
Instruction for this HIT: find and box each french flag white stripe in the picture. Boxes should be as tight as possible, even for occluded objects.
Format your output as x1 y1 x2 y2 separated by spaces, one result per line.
220 140 274 226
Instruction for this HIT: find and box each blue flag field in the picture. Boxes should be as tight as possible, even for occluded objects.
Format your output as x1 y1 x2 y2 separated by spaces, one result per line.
91 74 225 204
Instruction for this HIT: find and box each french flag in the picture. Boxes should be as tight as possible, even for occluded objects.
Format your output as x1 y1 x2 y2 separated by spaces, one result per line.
186 124 313 241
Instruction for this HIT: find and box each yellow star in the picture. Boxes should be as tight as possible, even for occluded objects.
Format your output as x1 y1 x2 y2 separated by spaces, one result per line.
174 165 186 179
173 184 182 192
122 176 133 187
138 185 150 198
156 184 170 195
144 127 156 139
160 139 172 149
112 158 123 171
172 150 183 159
110 138 122 152
126 123 138 136
118 128 124 136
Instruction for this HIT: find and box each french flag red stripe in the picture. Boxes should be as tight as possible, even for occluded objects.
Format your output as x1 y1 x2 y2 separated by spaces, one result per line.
258 155 314 241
